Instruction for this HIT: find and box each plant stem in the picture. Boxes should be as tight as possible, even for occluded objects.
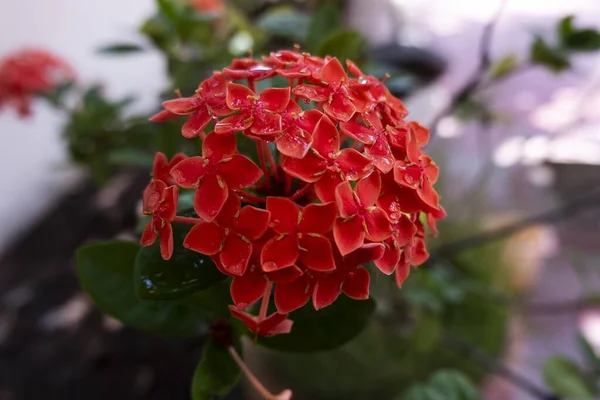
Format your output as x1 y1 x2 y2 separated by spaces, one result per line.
258 282 273 323
227 345 292 400
237 191 266 204
256 141 271 188
262 142 280 182
173 216 201 224
290 183 313 201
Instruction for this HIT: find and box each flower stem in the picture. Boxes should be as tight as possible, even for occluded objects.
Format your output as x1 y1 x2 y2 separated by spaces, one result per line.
237 191 266 204
173 216 202 225
256 141 271 188
227 345 292 400
258 282 273 323
261 142 280 182
290 183 313 201
284 172 293 196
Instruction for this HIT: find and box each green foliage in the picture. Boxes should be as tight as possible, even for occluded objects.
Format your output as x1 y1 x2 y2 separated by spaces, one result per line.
489 54 518 79
255 6 310 42
558 15 600 51
578 333 600 376
134 224 226 300
316 29 366 62
543 356 596 398
306 0 342 52
191 339 241 400
401 370 482 400
259 296 376 353
530 36 570 72
76 241 211 336
98 43 145 54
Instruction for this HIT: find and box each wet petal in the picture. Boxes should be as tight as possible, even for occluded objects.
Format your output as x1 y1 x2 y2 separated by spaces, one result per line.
159 222 174 260
320 57 347 85
311 115 340 156
183 221 225 255
395 262 410 288
182 107 212 138
374 241 400 275
220 234 252 276
170 157 207 188
312 272 343 310
282 151 326 183
202 132 237 161
140 220 157 247
333 216 365 256
344 242 386 268
299 202 336 234
162 97 197 115
258 87 291 113
274 274 312 313
364 207 392 241
336 149 372 181
356 171 381 207
334 180 359 218
276 124 312 159
234 206 270 240
292 84 329 102
218 154 263 190
194 174 228 222
261 235 300 271
230 268 267 308
342 267 370 300
299 235 336 272
323 91 356 122
340 119 376 145
229 306 258 332
225 82 254 110
214 112 254 134
314 171 343 203
267 265 304 284
266 197 300 234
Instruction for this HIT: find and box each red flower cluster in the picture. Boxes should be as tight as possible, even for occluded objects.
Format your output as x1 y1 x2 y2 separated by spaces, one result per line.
0 49 75 117
141 49 445 336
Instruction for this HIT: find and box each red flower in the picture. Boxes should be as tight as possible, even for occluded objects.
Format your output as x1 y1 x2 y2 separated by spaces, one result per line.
340 113 397 173
293 57 360 122
151 73 231 138
333 172 392 255
312 243 384 310
191 0 224 14
152 152 186 185
140 180 178 260
170 133 262 221
373 214 417 275
261 197 337 272
184 193 270 276
0 49 75 117
393 151 440 210
275 101 323 158
215 83 290 137
229 306 293 337
223 58 276 82
282 115 372 202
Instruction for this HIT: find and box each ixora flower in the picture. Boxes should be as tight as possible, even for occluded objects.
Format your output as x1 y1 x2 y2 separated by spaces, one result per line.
141 49 446 339
0 49 75 117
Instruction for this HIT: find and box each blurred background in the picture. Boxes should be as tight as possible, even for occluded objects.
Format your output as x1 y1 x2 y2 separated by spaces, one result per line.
1 0 600 399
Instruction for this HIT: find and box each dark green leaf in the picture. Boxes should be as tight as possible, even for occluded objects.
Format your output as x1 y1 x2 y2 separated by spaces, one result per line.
98 43 145 54
76 241 209 336
543 356 595 398
258 296 375 352
256 6 310 42
578 333 600 375
558 15 574 42
307 1 342 52
38 81 75 109
134 224 226 300
564 29 600 51
107 149 155 167
157 0 180 25
530 37 570 72
316 29 366 62
191 338 241 400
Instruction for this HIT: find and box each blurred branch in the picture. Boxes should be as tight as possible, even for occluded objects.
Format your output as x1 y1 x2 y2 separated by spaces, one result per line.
429 0 509 137
431 186 600 258
443 332 561 400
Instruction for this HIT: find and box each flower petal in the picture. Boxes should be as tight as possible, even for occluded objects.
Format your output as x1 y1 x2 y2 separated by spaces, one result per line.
314 170 343 203
266 197 300 234
220 234 252 276
282 151 326 183
323 90 356 122
365 139 395 174
152 152 168 181
336 149 372 181
143 180 167 212
364 207 392 241
162 97 197 115
261 235 299 272
234 206 270 240
299 202 336 234
292 85 329 102
299 235 336 272
374 241 400 275
202 132 236 161
218 155 263 190
334 180 359 218
274 275 311 313
320 57 347 84
261 317 293 337
159 222 174 260
395 262 410 288
258 87 290 113
228 306 259 332
170 157 207 188
344 243 386 268
183 221 225 255
140 220 157 247
408 121 430 147
411 237 429 266
149 109 178 123
267 265 304 284
356 171 381 207
182 107 212 138
312 272 343 310
260 312 293 336
333 216 365 256
159 185 178 221
215 192 241 225
311 115 340 156
214 112 254 134
276 124 312 159
194 174 229 222
250 112 282 137
395 214 417 247
225 82 254 110
230 269 267 308
339 119 376 144
342 267 370 300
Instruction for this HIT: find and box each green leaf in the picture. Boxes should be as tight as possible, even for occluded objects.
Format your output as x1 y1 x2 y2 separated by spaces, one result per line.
563 29 600 51
107 149 155 167
316 29 366 61
401 370 482 400
307 0 342 52
530 36 570 72
134 224 226 300
191 339 241 400
558 15 574 41
256 6 310 42
98 43 145 54
578 333 600 375
258 296 375 352
76 241 209 336
543 356 595 398
489 55 518 79
157 0 180 25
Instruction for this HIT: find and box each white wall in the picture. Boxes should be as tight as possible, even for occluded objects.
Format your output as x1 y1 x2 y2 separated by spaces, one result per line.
0 0 167 254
